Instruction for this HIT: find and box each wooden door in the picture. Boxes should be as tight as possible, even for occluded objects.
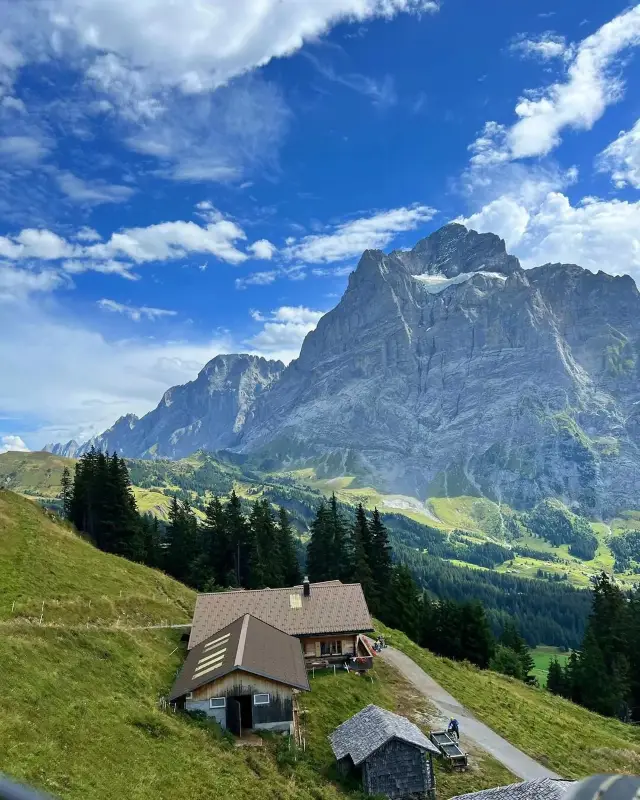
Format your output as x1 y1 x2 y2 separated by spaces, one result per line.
226 698 242 737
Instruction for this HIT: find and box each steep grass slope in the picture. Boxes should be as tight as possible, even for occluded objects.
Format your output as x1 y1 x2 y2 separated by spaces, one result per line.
377 622 640 779
0 451 73 499
0 490 194 626
0 491 513 800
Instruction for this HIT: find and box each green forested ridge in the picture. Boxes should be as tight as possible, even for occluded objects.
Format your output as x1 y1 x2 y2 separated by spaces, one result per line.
547 573 640 722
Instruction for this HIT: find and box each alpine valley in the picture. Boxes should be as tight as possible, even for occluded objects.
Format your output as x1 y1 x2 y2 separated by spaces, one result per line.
47 223 640 518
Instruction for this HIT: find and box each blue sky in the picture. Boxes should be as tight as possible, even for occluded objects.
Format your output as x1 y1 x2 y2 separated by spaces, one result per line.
1 0 640 451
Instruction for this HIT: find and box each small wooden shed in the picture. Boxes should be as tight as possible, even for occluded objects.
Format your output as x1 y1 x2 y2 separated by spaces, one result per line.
169 614 309 736
329 704 440 800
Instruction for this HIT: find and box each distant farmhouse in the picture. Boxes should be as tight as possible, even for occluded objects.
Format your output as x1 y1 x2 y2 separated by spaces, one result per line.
330 704 440 800
169 613 309 735
188 578 374 666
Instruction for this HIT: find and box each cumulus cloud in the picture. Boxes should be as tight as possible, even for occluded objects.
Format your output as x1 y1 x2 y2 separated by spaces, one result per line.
29 0 438 98
509 32 572 61
55 171 136 205
97 298 177 321
0 213 253 278
597 118 640 189
284 204 437 264
248 239 277 260
0 264 67 301
462 188 640 280
0 435 29 454
245 306 325 362
470 6 640 162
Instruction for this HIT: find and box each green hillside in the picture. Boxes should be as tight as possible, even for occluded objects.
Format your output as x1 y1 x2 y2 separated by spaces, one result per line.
377 622 640 779
0 490 515 800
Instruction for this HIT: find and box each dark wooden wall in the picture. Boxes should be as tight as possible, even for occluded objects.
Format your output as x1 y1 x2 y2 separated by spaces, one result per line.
362 739 432 799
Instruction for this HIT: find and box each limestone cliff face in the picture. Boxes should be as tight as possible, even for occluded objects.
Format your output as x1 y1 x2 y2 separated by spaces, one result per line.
79 354 284 460
241 224 640 515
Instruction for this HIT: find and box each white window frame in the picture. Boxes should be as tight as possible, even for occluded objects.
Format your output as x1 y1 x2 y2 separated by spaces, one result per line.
253 693 270 706
186 692 193 700
209 697 226 709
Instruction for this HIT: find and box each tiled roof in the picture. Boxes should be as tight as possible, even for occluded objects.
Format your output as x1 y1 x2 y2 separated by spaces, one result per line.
169 614 310 701
188 581 373 649
451 778 576 800
329 704 440 766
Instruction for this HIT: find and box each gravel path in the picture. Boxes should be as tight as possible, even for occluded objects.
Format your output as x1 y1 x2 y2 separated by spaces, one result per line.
380 645 561 781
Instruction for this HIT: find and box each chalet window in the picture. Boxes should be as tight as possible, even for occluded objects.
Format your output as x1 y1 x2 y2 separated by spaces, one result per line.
209 697 226 709
321 640 342 656
186 692 193 700
253 693 270 705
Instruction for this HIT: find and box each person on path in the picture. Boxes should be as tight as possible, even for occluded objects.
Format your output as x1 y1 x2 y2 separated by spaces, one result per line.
448 718 460 741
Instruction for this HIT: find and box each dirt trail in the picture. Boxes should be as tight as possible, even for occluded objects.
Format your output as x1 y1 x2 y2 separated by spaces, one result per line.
380 646 561 782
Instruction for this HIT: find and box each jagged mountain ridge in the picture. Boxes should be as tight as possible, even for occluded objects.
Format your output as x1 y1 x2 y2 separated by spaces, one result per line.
48 224 640 514
50 354 284 460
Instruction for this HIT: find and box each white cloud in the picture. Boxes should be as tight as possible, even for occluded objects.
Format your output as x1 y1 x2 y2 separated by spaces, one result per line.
311 264 355 278
248 239 277 260
304 52 397 108
36 0 438 98
0 435 29 454
462 188 640 281
0 135 51 164
597 118 640 189
55 171 136 205
245 305 325 362
0 213 252 278
0 299 234 446
74 226 102 242
235 270 279 289
97 298 177 321
0 263 66 301
471 6 640 162
284 204 437 264
509 32 572 61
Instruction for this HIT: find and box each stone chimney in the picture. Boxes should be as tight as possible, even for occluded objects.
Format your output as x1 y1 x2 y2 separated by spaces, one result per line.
303 576 311 597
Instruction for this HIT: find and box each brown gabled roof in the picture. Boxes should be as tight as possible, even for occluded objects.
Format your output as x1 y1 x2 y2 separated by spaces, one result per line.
188 581 373 649
169 614 310 701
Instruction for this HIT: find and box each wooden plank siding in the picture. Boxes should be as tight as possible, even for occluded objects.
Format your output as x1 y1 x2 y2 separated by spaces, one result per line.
302 634 357 659
188 671 295 733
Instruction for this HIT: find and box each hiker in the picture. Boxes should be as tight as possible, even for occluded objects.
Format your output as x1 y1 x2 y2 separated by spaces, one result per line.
448 718 460 741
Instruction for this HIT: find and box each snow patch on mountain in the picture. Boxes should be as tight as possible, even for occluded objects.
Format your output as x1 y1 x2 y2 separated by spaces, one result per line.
413 270 508 294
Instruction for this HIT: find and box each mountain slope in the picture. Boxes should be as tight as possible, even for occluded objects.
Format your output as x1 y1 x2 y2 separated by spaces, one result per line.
48 354 284 461
241 224 640 515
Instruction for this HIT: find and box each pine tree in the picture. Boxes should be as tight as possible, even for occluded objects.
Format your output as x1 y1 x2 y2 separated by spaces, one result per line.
277 506 301 586
369 508 392 600
60 466 72 519
224 490 250 587
384 565 422 641
165 497 198 583
351 504 375 602
547 658 565 695
307 501 333 582
490 645 524 680
327 494 350 581
248 499 281 589
500 621 534 682
202 496 231 586
461 601 495 669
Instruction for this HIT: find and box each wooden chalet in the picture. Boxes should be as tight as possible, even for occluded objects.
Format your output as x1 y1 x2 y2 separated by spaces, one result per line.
188 578 375 670
329 704 440 800
169 613 310 735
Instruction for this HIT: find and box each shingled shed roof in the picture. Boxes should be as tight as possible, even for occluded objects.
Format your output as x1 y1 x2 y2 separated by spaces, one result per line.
188 581 373 649
169 614 310 701
451 778 576 800
329 704 439 766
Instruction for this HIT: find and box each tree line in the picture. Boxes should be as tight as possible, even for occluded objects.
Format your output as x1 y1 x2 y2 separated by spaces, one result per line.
547 573 640 722
62 449 300 592
305 498 535 681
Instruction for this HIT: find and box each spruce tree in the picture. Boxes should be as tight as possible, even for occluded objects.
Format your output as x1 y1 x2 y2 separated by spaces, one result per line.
277 506 301 586
224 490 250 587
547 658 565 695
461 602 494 669
248 499 281 589
369 508 392 597
165 497 198 584
307 501 333 582
202 496 231 586
60 466 72 520
384 565 422 641
327 494 350 581
500 621 534 682
351 504 375 602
